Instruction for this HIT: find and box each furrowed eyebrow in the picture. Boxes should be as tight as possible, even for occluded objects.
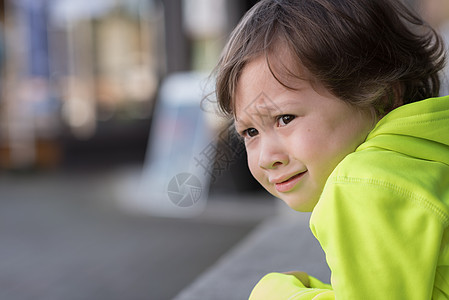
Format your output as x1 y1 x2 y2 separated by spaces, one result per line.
233 118 247 131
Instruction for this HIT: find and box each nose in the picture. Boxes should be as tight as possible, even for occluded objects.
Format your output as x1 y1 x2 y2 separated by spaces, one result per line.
258 136 289 169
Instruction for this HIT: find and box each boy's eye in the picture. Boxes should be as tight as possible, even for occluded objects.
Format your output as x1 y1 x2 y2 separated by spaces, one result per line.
243 128 259 138
277 115 295 126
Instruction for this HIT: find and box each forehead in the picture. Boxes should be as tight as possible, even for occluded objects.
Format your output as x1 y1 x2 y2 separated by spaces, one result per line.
229 36 305 112
234 58 280 120
235 91 283 125
234 54 311 119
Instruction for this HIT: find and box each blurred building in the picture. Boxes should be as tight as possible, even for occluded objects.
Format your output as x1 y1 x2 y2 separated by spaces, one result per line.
416 0 449 96
0 0 259 171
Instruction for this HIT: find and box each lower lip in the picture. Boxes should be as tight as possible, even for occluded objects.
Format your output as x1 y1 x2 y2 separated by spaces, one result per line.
275 172 307 193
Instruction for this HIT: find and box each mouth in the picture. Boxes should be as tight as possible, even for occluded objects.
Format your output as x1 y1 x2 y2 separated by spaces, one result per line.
274 171 307 193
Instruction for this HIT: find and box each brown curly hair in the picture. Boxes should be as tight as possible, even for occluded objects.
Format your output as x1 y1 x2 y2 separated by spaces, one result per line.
214 0 446 117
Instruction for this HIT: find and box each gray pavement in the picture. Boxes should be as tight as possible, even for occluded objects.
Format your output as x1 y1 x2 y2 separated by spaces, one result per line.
174 212 331 300
0 167 276 300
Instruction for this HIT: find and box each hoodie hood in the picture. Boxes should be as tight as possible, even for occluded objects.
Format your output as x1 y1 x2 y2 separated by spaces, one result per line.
356 95 449 166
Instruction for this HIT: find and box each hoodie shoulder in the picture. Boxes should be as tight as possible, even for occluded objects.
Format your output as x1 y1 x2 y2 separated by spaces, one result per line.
330 146 449 225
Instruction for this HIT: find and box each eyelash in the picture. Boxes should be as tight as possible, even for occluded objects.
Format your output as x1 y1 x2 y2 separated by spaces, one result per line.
240 114 296 139
241 128 258 138
277 114 295 127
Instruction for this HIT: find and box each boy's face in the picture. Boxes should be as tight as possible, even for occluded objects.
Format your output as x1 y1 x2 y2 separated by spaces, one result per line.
234 57 375 211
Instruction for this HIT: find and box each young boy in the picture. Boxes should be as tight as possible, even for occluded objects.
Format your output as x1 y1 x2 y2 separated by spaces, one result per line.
214 0 449 299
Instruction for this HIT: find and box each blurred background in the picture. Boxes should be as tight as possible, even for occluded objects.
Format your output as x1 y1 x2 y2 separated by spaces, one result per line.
0 0 448 299
0 0 258 170
0 1 275 300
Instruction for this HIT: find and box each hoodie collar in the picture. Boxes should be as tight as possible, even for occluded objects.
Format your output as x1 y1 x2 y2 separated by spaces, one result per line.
356 95 449 166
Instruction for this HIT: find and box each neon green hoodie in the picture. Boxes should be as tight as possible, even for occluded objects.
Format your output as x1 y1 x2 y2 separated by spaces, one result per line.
249 96 449 299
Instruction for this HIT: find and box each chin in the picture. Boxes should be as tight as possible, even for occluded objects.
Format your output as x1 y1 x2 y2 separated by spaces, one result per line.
288 202 315 212
281 194 318 212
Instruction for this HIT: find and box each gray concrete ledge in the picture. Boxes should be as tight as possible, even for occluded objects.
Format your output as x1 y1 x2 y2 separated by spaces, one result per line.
174 211 331 300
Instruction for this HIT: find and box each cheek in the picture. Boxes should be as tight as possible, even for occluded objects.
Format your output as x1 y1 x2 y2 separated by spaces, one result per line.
290 129 342 180
246 147 263 182
244 142 255 166
290 130 324 162
303 124 365 178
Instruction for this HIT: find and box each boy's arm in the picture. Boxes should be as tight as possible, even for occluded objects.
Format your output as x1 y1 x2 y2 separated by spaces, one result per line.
249 272 333 300
283 271 311 287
